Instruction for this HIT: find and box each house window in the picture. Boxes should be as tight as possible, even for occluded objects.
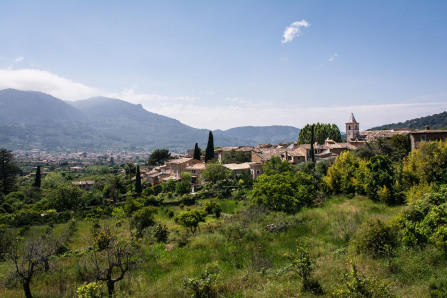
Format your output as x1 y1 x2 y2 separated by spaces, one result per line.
256 170 260 174
192 170 195 173
288 156 292 160
421 135 427 141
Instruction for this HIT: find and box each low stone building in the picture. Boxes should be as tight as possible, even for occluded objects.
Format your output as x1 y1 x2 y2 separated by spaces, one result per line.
72 180 95 191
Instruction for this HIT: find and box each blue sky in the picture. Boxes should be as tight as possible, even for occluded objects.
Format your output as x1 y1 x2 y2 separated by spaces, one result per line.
1 0 446 130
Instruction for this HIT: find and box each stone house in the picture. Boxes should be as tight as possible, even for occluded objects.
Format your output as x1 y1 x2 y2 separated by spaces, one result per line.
72 180 95 191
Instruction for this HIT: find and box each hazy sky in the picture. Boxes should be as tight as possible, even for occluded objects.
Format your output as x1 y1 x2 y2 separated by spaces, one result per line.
1 0 447 130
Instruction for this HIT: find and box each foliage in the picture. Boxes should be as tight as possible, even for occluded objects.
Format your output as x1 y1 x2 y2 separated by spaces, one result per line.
205 131 215 163
148 149 172 166
46 184 83 211
403 140 447 186
42 172 66 189
181 171 193 184
355 135 411 162
193 143 201 160
77 281 106 298
0 148 19 195
153 224 169 243
183 268 219 298
123 197 143 216
332 262 395 297
34 166 41 188
324 151 367 195
200 163 232 185
297 123 342 144
365 155 397 204
175 209 207 234
135 165 142 194
395 185 447 247
350 217 398 258
88 225 137 297
262 156 295 176
203 199 222 218
251 171 316 213
131 206 157 237
221 149 251 164
429 280 447 298
0 224 13 260
176 180 191 195
286 243 323 294
162 179 176 193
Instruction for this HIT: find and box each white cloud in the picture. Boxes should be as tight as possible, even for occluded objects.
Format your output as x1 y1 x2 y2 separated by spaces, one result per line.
14 56 24 63
329 53 338 62
281 20 310 44
0 67 445 132
0 68 101 100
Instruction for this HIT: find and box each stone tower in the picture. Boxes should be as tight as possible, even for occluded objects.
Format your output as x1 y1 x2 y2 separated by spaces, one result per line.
345 113 359 141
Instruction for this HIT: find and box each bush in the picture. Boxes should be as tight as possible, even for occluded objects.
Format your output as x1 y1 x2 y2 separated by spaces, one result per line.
153 224 169 243
203 200 222 218
77 281 106 298
183 268 219 298
251 171 316 213
131 206 157 237
333 262 395 297
429 280 447 298
350 217 398 258
175 210 207 234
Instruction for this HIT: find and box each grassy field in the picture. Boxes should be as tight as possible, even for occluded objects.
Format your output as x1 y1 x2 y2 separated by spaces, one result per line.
1 195 445 297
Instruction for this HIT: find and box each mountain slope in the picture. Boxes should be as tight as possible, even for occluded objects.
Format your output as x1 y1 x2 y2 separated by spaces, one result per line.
215 126 299 145
0 89 85 123
370 111 447 130
0 89 300 152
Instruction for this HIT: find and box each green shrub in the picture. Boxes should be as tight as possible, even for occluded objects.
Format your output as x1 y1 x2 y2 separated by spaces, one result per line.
350 217 398 258
429 280 447 298
175 209 207 234
131 206 157 237
333 262 395 297
153 224 169 243
203 200 222 218
77 281 106 298
183 268 219 298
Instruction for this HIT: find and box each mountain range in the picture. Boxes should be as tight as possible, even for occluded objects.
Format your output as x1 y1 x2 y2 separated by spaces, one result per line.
0 89 300 152
370 111 447 131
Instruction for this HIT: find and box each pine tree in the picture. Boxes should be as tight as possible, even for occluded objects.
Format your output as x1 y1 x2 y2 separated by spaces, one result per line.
135 165 142 194
34 166 41 188
193 143 201 160
205 131 214 163
0 148 19 195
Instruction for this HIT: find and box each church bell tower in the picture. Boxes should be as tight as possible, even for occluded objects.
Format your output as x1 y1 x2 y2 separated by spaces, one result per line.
346 113 359 142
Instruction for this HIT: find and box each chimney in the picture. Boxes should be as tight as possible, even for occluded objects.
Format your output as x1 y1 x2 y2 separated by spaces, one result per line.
425 125 430 130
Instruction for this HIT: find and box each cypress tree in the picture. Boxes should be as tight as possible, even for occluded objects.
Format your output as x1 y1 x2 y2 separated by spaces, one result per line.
0 148 19 195
310 124 315 163
193 143 201 160
34 166 41 188
135 165 142 194
205 131 214 163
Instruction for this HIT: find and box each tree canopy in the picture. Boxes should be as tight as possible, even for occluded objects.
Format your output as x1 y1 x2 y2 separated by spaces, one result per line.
193 143 201 160
251 171 316 213
205 131 215 162
0 148 19 195
297 123 342 144
148 149 172 166
200 163 232 185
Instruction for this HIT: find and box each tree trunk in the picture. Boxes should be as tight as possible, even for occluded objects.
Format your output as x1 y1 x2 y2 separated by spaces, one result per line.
23 281 33 298
107 280 115 297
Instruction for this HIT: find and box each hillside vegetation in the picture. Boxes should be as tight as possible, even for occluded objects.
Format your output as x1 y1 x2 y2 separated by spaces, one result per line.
370 111 447 130
1 138 447 297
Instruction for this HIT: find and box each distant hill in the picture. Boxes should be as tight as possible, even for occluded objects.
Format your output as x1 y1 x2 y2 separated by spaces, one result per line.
0 89 300 152
215 126 299 145
370 111 447 130
0 89 85 123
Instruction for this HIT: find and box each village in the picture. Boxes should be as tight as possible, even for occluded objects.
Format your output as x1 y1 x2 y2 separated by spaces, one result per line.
140 113 447 187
